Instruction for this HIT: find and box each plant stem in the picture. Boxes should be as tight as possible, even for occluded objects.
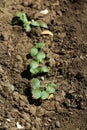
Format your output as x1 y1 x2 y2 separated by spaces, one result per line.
3 0 6 8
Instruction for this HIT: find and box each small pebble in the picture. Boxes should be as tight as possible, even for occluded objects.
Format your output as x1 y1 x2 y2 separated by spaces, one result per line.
76 128 80 130
16 55 23 62
55 121 60 128
0 65 4 73
25 122 31 129
41 77 44 81
13 92 19 101
57 11 62 16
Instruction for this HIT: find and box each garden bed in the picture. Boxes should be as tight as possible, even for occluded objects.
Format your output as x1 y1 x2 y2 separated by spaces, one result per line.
0 0 87 130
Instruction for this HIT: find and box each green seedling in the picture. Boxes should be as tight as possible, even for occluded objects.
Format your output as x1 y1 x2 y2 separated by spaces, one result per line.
29 43 56 100
11 12 48 32
30 48 38 57
30 19 48 28
35 42 45 49
11 12 31 32
30 60 39 69
39 22 48 28
29 42 49 75
39 66 49 73
31 78 56 99
36 52 45 62
2 0 6 8
30 19 40 27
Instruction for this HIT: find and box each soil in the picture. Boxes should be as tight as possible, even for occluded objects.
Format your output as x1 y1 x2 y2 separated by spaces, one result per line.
0 0 87 130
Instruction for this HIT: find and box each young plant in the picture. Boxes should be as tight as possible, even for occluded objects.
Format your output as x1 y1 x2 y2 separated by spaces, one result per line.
11 12 48 32
29 42 49 75
2 0 6 8
31 78 56 100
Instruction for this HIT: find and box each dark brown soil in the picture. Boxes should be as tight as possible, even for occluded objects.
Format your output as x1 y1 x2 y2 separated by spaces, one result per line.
0 0 87 130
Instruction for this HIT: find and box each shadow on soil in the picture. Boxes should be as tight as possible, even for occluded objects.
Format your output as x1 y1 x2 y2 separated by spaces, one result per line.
24 87 42 106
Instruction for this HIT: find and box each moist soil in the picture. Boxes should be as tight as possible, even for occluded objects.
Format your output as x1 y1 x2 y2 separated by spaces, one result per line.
0 0 87 130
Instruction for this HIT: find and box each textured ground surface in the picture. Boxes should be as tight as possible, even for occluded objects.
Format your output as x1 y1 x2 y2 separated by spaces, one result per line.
0 0 87 130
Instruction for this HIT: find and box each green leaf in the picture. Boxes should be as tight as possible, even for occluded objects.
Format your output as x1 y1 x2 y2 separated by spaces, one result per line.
30 48 38 57
36 52 45 62
40 22 48 28
41 91 49 99
30 60 39 69
16 12 23 17
31 78 40 89
23 23 31 32
39 66 49 73
46 86 55 94
32 89 41 99
30 68 39 74
35 42 45 49
16 12 28 23
31 20 40 27
3 0 6 8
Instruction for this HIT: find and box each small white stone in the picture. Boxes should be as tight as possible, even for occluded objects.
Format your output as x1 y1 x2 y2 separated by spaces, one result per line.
41 77 45 81
6 119 11 122
40 9 49 15
55 121 60 128
16 122 24 130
